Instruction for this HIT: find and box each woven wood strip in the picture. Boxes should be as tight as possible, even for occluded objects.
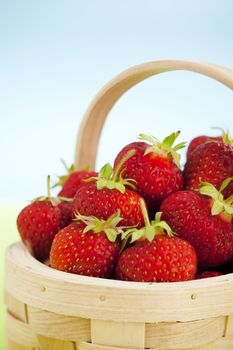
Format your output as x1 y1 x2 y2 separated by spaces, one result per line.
27 305 90 341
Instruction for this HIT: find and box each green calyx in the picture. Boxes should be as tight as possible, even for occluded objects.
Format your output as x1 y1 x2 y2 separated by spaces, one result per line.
199 177 233 216
212 127 232 146
122 198 176 243
74 210 126 242
53 160 91 188
53 160 76 188
138 131 186 167
34 175 72 206
222 130 232 145
86 149 136 194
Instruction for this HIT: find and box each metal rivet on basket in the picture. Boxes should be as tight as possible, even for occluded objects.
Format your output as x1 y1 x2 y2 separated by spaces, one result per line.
99 295 106 301
191 293 197 300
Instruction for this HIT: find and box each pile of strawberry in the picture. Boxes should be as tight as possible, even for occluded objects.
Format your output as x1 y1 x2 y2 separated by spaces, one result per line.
17 129 233 282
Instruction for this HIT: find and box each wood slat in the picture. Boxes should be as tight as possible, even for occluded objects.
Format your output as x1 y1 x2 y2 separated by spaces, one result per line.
7 340 37 350
145 316 225 349
37 335 76 350
6 312 39 348
27 305 90 341
78 342 139 350
5 291 28 323
224 315 233 337
77 341 224 350
91 320 145 349
213 337 233 349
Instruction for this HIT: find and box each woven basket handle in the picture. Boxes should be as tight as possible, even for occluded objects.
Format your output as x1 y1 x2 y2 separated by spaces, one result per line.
74 60 233 170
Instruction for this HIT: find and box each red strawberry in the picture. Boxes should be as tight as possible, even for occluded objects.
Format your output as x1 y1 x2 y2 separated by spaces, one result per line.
116 200 197 282
55 161 98 199
17 176 71 261
160 178 233 269
196 271 223 279
72 151 144 228
58 200 73 227
184 131 233 197
17 200 62 262
187 135 222 159
50 212 122 278
114 131 185 206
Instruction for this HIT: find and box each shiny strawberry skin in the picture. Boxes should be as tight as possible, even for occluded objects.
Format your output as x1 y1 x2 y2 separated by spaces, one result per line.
50 222 120 278
72 183 144 227
187 135 222 159
116 235 197 282
58 170 98 198
184 141 233 197
58 201 73 228
17 201 62 262
160 190 233 269
114 142 147 179
114 142 183 205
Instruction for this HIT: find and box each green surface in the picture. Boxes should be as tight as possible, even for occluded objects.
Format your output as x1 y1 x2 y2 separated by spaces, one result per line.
0 203 25 348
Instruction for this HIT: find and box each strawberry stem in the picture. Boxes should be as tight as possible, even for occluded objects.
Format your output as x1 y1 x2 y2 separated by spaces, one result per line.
52 160 76 189
47 175 51 199
211 127 232 145
61 158 70 173
82 163 91 171
225 195 233 206
112 149 136 181
139 198 150 228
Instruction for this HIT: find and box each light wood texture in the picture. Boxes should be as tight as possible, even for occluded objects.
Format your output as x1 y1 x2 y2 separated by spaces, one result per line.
224 315 233 337
78 341 222 350
74 60 233 170
78 342 141 350
145 317 225 349
213 337 233 349
27 305 90 341
5 292 28 323
5 242 233 323
6 312 38 348
6 289 227 349
91 320 145 349
37 335 76 350
7 340 36 350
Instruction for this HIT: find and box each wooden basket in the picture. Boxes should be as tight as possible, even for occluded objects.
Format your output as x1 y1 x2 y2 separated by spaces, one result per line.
4 60 233 350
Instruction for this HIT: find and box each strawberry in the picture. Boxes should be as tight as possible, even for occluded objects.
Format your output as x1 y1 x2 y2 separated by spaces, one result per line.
196 271 223 279
160 178 233 269
58 200 73 227
187 135 222 159
113 131 185 207
50 212 123 278
116 199 197 282
55 161 98 199
17 176 67 262
184 131 233 197
72 150 144 228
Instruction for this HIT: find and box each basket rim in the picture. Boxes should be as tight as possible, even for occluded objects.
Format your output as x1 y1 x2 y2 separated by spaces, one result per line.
6 241 233 288
5 242 233 323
